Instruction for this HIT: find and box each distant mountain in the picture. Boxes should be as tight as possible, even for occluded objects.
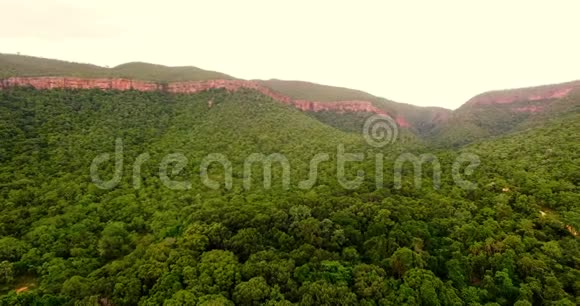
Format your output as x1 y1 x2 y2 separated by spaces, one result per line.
257 79 452 136
432 81 580 146
0 53 234 81
0 54 450 134
0 53 579 305
2 53 579 147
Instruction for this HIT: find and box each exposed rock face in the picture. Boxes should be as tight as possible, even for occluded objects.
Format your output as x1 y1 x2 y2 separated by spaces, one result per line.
466 81 580 106
166 79 258 94
1 77 409 127
293 99 411 127
0 77 161 91
294 99 379 113
166 80 294 105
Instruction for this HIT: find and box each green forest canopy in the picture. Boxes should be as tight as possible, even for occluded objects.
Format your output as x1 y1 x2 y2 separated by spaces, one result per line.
0 87 578 305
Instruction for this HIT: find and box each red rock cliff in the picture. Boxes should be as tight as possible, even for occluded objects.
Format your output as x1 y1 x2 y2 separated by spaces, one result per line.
0 77 410 127
466 81 580 106
0 77 161 91
293 99 410 127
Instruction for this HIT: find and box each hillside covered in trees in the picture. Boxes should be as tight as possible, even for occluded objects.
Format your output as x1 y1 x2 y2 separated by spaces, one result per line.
0 83 578 305
0 54 234 82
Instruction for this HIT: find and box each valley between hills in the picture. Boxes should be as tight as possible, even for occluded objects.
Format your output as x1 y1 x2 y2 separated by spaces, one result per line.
0 53 578 305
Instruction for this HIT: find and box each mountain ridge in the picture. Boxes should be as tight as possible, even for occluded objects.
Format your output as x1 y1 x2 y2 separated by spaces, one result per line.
2 53 579 145
462 80 580 108
0 53 235 81
0 76 411 127
2 53 579 111
1 54 579 305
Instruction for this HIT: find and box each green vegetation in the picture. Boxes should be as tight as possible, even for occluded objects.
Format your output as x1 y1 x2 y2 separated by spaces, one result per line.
4 53 580 148
0 85 578 305
432 89 580 147
0 54 452 139
0 54 234 81
257 79 452 137
256 80 378 102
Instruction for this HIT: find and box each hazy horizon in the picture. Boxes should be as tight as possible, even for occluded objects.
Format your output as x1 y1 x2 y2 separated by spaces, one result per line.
1 0 580 108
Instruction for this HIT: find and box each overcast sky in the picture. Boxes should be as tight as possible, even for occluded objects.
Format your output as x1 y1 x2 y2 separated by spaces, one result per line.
1 0 579 109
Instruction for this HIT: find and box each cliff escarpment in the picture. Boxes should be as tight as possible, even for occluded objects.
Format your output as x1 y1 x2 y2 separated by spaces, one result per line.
0 76 410 127
465 80 580 108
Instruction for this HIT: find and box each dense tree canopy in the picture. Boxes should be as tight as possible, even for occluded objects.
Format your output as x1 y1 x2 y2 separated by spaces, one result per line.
0 87 578 305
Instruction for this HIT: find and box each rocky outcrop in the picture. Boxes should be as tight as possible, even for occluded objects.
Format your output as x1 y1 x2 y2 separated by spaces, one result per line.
466 81 580 106
0 77 161 91
166 80 294 104
0 77 410 127
293 99 410 127
294 99 380 113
